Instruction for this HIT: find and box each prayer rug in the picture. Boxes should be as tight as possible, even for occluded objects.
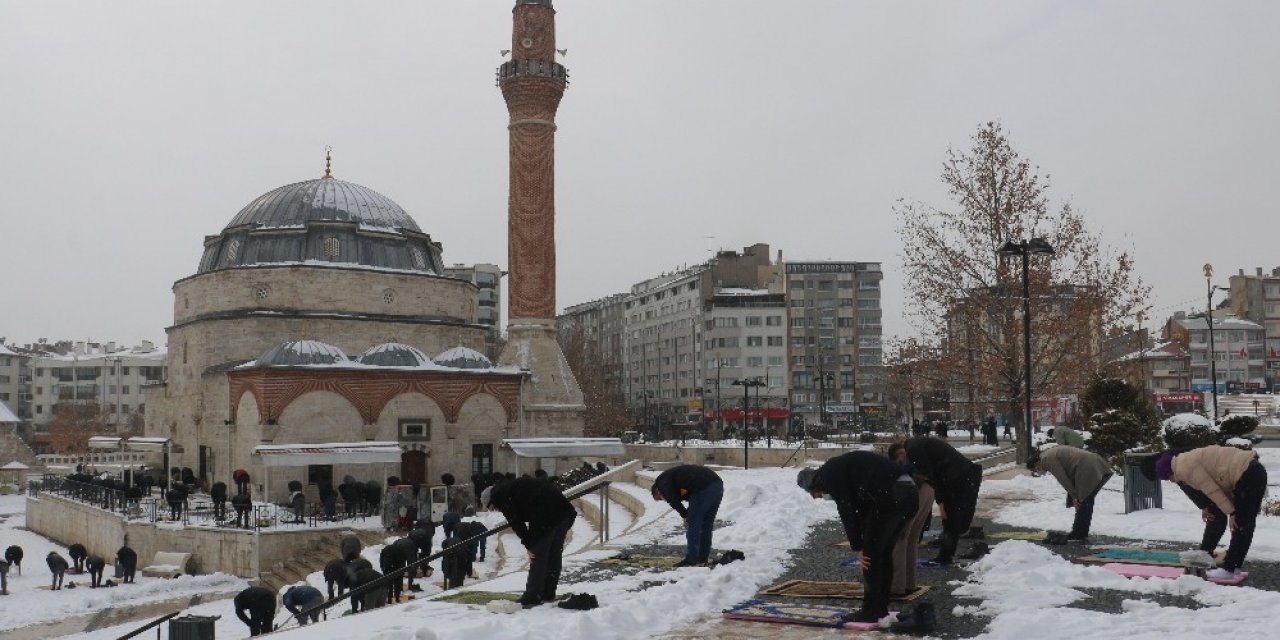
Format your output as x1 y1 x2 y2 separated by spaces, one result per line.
433 590 522 605
722 599 857 628
1101 563 1185 579
1078 548 1185 566
989 530 1048 541
600 554 685 569
759 580 931 602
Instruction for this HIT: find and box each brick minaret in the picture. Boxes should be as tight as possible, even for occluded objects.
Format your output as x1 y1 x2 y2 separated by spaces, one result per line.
496 0 584 436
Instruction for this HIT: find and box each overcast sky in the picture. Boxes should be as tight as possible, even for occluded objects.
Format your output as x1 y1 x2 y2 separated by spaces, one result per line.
2 1 1277 348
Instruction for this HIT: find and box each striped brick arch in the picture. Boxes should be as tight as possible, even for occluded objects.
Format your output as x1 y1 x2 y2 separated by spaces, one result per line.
227 369 524 426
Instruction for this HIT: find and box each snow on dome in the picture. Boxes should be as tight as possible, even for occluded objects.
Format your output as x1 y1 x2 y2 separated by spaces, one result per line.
1162 412 1216 434
357 343 434 367
256 340 348 366
435 346 492 369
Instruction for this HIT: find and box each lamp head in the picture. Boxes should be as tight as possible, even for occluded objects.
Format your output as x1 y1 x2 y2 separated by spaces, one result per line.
1203 264 1213 279
1026 237 1054 255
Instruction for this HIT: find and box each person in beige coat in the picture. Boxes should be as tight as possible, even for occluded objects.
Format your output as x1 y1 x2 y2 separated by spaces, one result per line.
1151 445 1267 580
1026 445 1113 541
887 443 935 597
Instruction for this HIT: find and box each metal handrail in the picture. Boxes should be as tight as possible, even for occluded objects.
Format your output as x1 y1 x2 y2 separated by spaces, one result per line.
114 611 180 640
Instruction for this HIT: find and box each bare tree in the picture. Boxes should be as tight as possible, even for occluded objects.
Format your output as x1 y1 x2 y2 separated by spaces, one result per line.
895 122 1149 457
556 324 631 438
47 402 111 454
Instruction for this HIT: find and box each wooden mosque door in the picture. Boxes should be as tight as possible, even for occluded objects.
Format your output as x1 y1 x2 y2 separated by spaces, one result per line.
401 450 426 485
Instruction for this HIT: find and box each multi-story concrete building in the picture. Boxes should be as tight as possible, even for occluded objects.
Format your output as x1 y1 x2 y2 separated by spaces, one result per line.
26 341 167 452
444 263 504 358
0 343 33 439
702 289 788 438
783 261 884 430
1227 266 1280 391
620 244 775 435
1164 311 1267 394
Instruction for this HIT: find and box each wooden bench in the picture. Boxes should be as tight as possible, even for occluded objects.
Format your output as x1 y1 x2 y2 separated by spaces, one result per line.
140 551 192 578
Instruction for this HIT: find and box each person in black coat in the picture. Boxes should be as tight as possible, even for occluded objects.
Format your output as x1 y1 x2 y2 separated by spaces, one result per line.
234 586 276 636
319 483 338 521
486 477 577 607
363 480 382 517
340 533 362 563
86 553 106 588
798 451 919 624
378 539 410 603
0 556 8 595
457 519 489 564
210 481 228 520
440 534 469 590
4 545 22 576
116 545 137 584
233 469 251 496
350 565 387 611
650 464 725 566
441 510 462 539
323 558 355 599
166 486 187 521
67 543 88 573
47 551 69 590
231 492 253 528
408 520 435 565
889 437 983 565
283 583 325 625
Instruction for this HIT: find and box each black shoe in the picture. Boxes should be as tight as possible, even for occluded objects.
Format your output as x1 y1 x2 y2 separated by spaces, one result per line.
517 596 542 609
961 526 986 540
1044 531 1070 545
891 602 936 635
674 559 696 567
958 542 990 560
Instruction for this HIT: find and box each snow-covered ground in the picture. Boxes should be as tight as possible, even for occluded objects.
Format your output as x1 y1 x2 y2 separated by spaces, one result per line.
1 449 1277 639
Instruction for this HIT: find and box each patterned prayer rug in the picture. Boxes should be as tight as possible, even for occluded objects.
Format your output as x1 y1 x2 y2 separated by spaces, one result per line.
989 530 1048 541
1078 548 1186 566
722 599 853 628
600 554 685 569
759 580 931 602
433 590 522 605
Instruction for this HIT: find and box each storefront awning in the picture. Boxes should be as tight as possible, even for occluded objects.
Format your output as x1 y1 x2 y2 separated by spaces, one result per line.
503 438 626 458
253 442 403 467
125 437 171 452
88 436 123 450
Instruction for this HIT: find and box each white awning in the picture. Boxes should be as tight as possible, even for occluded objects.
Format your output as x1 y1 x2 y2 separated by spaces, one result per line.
2 461 30 470
87 436 123 450
125 437 171 452
503 437 626 458
253 442 403 467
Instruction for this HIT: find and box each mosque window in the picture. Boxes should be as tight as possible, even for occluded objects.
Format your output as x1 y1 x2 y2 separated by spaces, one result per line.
323 236 341 259
254 285 271 301
383 289 396 304
222 238 240 266
411 247 427 270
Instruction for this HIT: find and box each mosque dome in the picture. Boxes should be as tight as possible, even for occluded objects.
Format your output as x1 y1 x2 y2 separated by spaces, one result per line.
196 175 445 275
435 346 493 369
357 343 435 368
255 340 349 366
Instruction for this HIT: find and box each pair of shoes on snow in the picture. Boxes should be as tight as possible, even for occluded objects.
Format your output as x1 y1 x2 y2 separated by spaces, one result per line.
889 602 937 635
1206 567 1243 581
958 542 990 560
557 593 599 610
705 550 746 568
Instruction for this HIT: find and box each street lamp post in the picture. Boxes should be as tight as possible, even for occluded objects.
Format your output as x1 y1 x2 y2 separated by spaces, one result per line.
817 371 833 432
1204 264 1221 420
733 378 765 469
998 237 1055 464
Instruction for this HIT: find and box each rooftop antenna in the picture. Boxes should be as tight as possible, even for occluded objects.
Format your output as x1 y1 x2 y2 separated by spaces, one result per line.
323 145 333 179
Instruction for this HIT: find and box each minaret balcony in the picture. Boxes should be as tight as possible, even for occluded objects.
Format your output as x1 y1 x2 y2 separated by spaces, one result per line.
496 59 569 86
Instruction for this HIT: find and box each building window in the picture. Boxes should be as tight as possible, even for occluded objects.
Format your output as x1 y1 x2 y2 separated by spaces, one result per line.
323 236 341 259
746 336 763 347
400 419 431 440
767 356 784 366
747 356 763 367
222 238 240 266
307 464 333 486
766 316 782 326
411 247 427 270
383 289 396 304
254 285 271 301
746 316 762 326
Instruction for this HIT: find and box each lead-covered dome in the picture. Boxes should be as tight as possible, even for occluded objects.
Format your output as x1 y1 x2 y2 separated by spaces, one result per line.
197 176 445 275
435 346 492 369
357 343 434 368
255 340 348 366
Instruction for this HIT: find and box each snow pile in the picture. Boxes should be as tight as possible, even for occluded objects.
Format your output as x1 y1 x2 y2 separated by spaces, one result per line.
955 540 1280 640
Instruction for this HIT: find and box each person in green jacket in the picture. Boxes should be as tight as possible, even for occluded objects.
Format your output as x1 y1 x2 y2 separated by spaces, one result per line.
1026 445 1113 542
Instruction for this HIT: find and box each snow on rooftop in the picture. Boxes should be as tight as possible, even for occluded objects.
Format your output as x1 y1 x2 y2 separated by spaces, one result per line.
716 287 771 296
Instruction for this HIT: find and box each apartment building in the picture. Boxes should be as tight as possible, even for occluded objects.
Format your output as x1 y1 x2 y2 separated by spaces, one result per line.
783 261 884 429
444 263 504 358
1227 266 1280 391
702 289 788 437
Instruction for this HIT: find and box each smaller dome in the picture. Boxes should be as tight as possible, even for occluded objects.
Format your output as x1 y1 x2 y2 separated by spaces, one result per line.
357 343 434 368
256 340 348 366
435 346 492 369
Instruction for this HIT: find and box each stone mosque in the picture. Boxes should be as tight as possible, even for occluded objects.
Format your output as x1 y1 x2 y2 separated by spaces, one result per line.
143 0 585 501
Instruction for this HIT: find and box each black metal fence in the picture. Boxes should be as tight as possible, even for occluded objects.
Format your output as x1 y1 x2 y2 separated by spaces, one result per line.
29 475 371 531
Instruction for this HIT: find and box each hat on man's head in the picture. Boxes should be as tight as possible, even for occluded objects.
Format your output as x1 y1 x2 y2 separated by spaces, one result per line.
1154 451 1175 481
796 467 818 491
1024 450 1042 472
